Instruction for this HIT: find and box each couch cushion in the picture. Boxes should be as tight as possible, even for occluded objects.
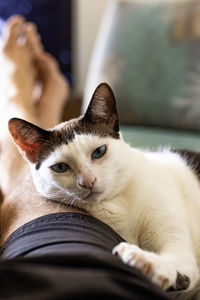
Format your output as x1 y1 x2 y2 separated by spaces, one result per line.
83 0 200 132
121 125 200 151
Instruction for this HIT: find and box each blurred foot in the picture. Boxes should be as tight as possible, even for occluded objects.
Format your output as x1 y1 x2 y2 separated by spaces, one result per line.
0 15 69 128
0 15 40 109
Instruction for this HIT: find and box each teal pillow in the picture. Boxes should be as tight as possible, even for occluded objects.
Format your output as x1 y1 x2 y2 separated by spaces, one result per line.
84 0 200 131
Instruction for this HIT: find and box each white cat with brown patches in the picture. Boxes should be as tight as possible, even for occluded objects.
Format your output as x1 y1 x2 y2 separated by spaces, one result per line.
8 83 200 296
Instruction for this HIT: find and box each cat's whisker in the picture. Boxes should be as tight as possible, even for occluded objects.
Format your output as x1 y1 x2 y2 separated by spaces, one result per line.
67 197 75 207
56 197 68 210
70 198 78 208
50 189 81 208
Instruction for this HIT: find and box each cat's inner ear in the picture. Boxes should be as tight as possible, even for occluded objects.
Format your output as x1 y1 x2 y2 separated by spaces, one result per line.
83 83 119 133
8 118 49 163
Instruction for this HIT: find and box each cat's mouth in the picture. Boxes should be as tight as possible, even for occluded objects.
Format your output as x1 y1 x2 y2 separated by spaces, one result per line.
82 191 102 202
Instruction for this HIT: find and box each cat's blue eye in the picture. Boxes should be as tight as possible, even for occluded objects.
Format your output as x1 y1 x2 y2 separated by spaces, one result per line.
92 145 107 159
51 163 70 173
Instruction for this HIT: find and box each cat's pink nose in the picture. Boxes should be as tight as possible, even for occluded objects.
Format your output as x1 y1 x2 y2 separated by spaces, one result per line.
77 172 96 190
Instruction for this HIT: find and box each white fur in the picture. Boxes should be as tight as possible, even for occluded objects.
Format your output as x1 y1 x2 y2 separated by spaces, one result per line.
92 99 107 118
29 130 200 294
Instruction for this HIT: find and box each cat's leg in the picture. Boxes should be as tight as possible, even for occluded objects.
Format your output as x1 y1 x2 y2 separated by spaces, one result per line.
113 218 199 292
113 242 197 291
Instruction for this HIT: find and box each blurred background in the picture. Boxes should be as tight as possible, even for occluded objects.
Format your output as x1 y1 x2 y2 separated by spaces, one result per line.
0 0 109 97
72 0 110 96
1 0 200 151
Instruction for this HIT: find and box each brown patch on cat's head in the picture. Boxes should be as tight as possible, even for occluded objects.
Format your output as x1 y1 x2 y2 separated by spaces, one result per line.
8 83 120 168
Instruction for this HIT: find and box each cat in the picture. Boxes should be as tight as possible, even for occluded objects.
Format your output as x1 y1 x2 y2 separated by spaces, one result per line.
8 82 200 297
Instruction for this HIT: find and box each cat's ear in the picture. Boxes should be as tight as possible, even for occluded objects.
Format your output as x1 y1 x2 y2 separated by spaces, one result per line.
83 83 119 133
8 118 49 163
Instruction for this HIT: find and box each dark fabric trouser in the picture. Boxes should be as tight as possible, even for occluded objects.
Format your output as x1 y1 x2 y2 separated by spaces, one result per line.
0 212 172 299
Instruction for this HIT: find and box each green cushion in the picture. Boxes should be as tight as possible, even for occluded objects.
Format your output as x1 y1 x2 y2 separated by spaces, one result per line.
83 0 200 132
121 125 200 151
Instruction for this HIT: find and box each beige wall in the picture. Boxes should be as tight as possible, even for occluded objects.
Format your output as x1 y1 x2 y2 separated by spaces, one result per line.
73 0 111 95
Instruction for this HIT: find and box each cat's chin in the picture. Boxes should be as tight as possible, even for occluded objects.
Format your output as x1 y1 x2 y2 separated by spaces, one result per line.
45 190 103 207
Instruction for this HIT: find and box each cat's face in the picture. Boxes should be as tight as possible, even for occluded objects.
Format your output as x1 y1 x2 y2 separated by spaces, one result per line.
30 133 127 205
8 83 128 206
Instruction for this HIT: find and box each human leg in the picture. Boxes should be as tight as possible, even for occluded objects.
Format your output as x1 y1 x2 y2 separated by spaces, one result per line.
0 16 80 244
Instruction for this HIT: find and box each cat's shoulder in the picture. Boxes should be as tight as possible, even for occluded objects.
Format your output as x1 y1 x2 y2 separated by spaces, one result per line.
143 147 200 179
171 149 200 180
143 147 182 164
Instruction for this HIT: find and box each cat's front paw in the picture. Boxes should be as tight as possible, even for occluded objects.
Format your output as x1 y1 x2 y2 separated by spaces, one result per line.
113 242 187 291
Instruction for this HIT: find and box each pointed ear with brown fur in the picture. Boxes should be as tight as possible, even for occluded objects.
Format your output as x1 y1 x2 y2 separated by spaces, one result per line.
83 83 119 134
8 118 50 163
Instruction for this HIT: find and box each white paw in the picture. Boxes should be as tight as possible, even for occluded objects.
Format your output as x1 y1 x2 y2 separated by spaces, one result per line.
113 242 177 290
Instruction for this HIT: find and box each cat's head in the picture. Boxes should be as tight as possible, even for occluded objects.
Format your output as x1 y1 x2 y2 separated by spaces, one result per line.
8 83 129 206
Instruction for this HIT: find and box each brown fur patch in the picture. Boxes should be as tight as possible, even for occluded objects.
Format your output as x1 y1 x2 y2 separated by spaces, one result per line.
36 115 120 168
168 272 190 291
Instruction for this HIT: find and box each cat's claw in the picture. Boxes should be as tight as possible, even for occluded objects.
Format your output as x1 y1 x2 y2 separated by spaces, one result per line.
113 242 178 291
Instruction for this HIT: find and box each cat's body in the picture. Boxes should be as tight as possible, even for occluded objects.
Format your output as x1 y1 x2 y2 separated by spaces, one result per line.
9 83 200 296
